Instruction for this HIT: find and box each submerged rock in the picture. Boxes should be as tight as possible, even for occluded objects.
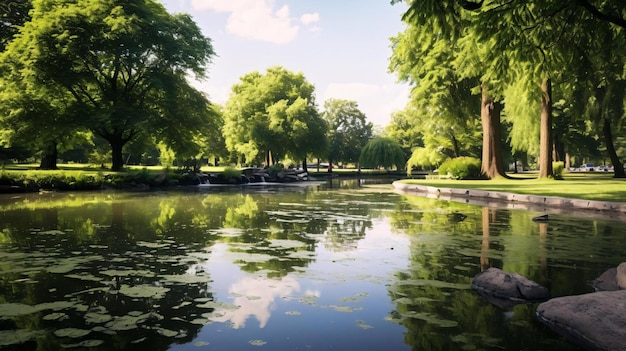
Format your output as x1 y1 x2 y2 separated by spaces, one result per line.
592 262 626 291
472 268 550 308
537 290 626 351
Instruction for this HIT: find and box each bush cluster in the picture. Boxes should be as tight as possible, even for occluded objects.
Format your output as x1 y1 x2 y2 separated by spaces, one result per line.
552 161 564 180
438 157 484 180
0 168 200 192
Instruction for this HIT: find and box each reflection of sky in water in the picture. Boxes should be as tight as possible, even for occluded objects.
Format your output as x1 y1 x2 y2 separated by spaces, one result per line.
176 219 412 350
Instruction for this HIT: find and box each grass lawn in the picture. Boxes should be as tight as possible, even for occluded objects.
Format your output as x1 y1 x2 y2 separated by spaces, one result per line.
401 172 626 203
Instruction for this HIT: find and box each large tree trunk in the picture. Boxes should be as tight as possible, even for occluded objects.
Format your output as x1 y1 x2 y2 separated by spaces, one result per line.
602 117 625 178
302 158 308 173
39 142 58 170
110 140 125 172
480 86 507 179
553 136 565 163
100 129 136 172
538 78 553 179
265 150 273 167
451 133 460 158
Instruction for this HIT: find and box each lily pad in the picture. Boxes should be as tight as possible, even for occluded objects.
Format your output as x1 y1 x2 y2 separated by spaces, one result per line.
356 320 374 329
85 312 113 324
43 312 68 321
101 269 156 277
104 313 151 331
160 274 211 284
0 303 40 318
267 239 306 249
327 305 363 313
136 241 170 248
0 330 44 347
249 339 267 346
156 328 178 337
54 328 91 338
119 285 170 299
61 339 105 348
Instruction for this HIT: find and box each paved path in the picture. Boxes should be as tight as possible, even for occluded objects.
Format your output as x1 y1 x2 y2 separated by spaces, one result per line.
393 181 626 220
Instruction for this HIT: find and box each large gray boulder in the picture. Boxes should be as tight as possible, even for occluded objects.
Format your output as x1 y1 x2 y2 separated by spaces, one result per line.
471 268 550 308
592 262 626 291
537 290 626 351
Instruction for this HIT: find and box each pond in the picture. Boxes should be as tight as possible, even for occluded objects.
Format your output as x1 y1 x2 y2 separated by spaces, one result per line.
0 180 623 350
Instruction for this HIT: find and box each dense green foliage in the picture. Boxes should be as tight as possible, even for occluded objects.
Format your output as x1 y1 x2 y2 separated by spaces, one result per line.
322 99 373 167
552 161 565 180
390 0 626 180
359 137 406 170
0 168 198 191
0 0 218 171
437 157 483 180
406 147 446 175
222 66 328 167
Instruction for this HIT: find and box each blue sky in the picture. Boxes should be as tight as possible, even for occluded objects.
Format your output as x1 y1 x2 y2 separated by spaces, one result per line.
160 0 410 128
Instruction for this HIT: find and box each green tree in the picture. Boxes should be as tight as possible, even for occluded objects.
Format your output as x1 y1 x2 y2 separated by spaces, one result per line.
0 74 86 169
394 0 626 179
322 99 373 171
389 2 505 179
222 66 327 169
385 108 423 155
359 136 406 170
0 0 216 171
0 0 32 51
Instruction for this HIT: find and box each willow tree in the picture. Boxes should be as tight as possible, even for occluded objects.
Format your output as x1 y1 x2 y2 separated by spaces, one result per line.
1 0 216 171
359 137 406 170
222 66 327 169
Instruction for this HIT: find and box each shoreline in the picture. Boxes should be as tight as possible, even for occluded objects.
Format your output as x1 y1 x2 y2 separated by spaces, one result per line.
393 181 626 221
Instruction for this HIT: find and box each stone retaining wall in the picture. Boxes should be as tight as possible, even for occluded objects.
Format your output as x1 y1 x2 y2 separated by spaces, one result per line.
393 181 626 219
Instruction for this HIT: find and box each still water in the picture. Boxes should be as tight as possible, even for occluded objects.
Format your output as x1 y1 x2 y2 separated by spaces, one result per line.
0 180 623 350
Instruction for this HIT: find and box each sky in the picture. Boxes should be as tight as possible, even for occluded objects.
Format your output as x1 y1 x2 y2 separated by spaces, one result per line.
160 0 411 128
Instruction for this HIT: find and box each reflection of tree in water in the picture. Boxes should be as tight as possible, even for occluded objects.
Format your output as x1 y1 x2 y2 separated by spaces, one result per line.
385 196 589 350
322 217 371 251
0 194 224 350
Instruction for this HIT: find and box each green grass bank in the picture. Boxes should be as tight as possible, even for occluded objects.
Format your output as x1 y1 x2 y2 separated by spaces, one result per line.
399 172 626 203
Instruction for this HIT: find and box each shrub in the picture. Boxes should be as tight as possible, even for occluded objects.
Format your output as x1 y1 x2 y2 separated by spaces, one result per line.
266 164 284 177
438 157 484 180
222 166 242 179
552 161 564 180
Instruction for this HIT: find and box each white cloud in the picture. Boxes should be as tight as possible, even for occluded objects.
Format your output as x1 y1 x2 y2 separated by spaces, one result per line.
210 275 301 328
300 13 320 25
190 0 301 45
320 82 410 127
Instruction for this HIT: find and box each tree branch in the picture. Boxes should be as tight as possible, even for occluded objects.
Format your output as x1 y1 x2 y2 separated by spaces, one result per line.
577 0 626 28
458 0 483 11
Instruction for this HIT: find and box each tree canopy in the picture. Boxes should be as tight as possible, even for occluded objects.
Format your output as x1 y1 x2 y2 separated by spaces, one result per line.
391 0 626 178
222 66 327 167
322 99 373 168
359 136 406 170
0 0 216 171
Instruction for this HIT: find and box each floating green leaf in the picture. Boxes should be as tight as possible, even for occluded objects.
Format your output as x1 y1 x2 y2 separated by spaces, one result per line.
0 330 44 347
54 328 90 338
119 285 170 299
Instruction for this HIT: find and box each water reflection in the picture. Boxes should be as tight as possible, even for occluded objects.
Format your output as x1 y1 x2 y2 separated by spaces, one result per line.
0 185 623 350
